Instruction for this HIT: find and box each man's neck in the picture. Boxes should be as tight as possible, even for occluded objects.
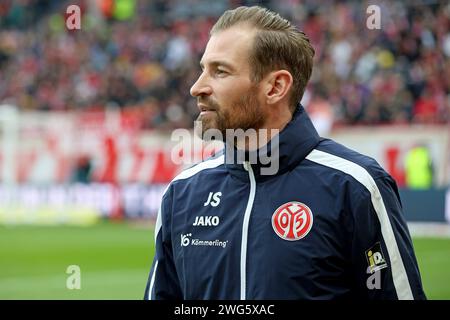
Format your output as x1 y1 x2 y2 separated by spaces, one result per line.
235 105 293 151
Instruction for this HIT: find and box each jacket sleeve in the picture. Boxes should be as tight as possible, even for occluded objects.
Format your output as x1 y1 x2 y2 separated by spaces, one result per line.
349 174 426 300
144 187 182 300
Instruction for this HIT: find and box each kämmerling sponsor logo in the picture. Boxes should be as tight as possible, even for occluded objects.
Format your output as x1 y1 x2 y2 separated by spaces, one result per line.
180 233 228 248
191 238 228 248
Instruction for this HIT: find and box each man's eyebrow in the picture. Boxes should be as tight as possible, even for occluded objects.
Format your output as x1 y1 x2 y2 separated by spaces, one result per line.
199 60 236 71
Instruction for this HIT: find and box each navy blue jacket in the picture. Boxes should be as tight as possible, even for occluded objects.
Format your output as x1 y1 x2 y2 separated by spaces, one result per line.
144 105 426 300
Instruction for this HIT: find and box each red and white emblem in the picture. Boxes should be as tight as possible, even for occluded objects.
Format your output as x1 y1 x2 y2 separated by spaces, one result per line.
271 202 313 241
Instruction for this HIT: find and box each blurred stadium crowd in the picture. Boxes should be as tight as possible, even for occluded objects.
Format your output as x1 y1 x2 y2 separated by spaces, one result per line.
0 0 449 130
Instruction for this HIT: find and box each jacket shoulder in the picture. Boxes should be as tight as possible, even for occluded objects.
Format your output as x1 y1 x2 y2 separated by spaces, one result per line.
309 138 390 181
170 151 226 185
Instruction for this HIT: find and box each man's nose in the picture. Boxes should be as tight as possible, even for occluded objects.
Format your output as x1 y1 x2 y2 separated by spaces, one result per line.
190 73 212 97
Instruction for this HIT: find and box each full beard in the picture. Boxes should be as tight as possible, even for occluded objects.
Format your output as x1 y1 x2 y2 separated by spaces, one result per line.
195 89 265 142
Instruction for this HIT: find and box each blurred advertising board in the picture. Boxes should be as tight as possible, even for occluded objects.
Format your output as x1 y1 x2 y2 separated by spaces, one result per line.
0 183 167 225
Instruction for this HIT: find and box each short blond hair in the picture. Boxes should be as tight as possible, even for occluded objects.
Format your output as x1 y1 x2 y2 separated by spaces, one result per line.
211 6 315 111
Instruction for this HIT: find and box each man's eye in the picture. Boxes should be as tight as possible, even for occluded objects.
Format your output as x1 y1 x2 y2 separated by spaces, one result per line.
215 69 227 76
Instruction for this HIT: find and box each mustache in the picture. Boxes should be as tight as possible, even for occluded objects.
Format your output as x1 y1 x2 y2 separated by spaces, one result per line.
198 97 220 111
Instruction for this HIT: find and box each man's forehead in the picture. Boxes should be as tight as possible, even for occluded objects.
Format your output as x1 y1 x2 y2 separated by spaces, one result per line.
200 26 255 68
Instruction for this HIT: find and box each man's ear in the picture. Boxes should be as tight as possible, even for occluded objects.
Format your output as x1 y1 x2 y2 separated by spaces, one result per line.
264 70 293 105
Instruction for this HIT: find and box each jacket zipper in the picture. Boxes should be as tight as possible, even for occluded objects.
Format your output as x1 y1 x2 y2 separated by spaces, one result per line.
240 161 256 300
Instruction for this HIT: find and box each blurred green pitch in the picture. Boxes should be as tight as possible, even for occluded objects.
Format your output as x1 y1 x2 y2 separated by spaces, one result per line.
0 222 154 299
0 222 449 299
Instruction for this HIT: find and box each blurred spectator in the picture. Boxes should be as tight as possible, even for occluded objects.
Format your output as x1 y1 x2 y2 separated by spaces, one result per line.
304 86 334 136
405 144 434 189
0 0 449 130
71 154 93 183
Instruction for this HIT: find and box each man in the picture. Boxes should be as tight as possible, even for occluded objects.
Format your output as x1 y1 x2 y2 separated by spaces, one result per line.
405 144 434 189
144 6 426 299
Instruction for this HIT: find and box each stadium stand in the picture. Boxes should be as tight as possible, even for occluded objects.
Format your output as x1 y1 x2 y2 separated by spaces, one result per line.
0 0 449 130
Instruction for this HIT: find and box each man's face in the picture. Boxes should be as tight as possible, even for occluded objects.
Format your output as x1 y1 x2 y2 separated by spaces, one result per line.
190 26 265 139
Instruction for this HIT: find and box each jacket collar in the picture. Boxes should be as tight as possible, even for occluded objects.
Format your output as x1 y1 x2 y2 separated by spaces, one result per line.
224 104 321 182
